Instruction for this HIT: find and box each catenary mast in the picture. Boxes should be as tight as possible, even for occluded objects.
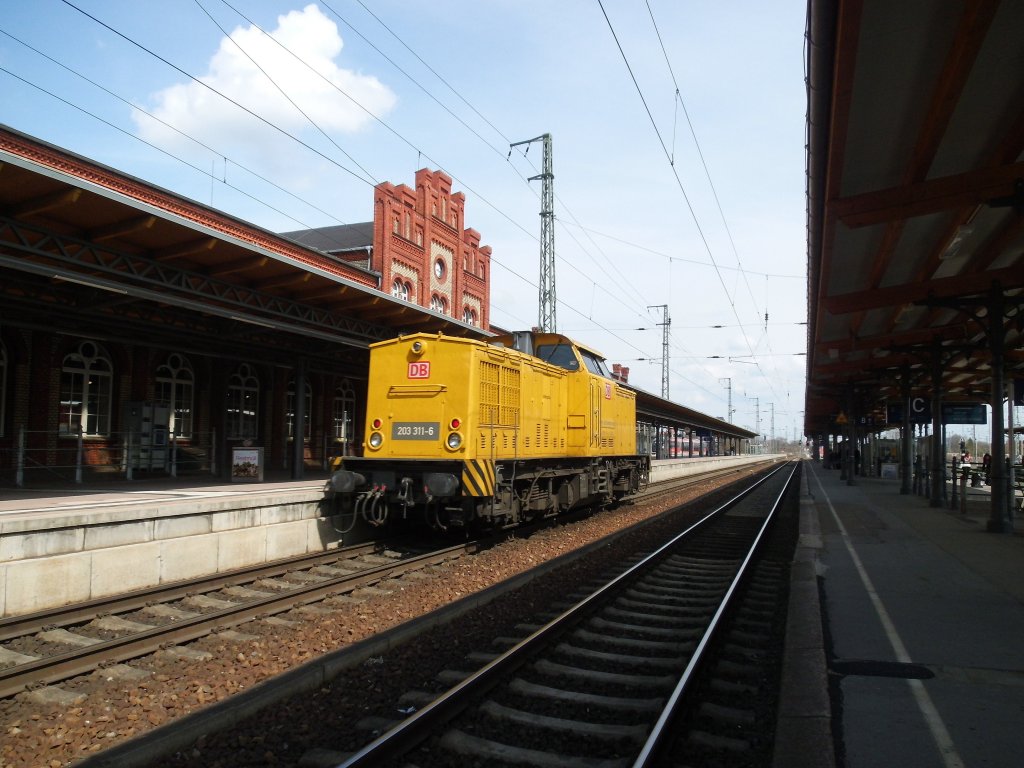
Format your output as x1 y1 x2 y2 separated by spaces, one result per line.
511 133 556 332
648 304 671 399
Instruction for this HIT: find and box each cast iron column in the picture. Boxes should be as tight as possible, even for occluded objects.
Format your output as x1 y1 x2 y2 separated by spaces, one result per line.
987 286 1008 531
930 337 944 507
900 362 913 494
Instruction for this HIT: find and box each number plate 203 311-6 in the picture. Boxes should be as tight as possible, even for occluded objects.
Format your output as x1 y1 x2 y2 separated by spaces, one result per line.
391 422 440 440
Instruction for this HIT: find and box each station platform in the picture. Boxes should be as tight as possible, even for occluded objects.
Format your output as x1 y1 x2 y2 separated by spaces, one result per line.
0 471 336 618
782 461 1024 767
0 470 329 520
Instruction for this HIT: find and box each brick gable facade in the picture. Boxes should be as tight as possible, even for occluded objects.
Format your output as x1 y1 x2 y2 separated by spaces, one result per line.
374 169 491 329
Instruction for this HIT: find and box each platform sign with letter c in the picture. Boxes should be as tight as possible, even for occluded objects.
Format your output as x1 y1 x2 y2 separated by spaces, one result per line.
909 396 930 422
887 398 931 424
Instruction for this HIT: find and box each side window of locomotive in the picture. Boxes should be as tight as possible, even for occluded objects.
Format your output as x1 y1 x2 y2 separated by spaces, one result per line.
536 344 579 371
580 350 611 377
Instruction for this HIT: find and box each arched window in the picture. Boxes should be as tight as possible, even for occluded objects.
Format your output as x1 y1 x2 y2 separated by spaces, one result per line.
430 295 447 314
59 341 113 436
286 379 312 440
156 353 194 438
463 307 477 325
0 340 6 437
226 364 259 440
391 278 409 301
333 380 356 445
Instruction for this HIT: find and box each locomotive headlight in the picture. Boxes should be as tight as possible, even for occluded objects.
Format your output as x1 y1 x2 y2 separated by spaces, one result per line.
410 340 427 356
368 432 383 450
446 432 462 450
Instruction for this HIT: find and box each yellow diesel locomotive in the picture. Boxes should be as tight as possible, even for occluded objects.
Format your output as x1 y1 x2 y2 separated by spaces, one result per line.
327 330 651 530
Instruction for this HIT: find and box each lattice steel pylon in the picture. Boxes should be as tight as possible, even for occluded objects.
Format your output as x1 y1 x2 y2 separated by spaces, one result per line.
648 304 670 399
511 133 556 332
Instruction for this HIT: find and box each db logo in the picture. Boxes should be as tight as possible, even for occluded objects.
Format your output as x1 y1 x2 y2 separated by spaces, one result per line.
408 362 430 379
604 382 612 399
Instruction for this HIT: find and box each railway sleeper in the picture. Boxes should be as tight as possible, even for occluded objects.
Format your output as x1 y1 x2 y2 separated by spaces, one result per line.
438 728 631 768
572 627 694 654
531 658 676 693
554 642 685 672
507 677 665 714
478 699 650 743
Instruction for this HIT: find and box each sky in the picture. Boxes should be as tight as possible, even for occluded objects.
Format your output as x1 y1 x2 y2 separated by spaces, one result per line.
0 0 809 441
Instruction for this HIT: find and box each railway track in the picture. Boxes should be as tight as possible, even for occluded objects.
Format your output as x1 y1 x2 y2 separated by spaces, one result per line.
0 464 755 704
0 540 475 700
330 461 798 767
0 462 782 767
637 462 762 506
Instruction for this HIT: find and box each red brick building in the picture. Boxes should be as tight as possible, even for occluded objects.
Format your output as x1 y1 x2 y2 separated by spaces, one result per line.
283 169 491 329
0 128 492 482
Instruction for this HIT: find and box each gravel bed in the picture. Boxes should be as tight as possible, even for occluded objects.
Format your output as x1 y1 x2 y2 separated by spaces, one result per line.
0 470 763 768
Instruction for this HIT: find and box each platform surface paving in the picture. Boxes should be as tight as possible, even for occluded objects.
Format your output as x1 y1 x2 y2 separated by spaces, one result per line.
806 461 1024 768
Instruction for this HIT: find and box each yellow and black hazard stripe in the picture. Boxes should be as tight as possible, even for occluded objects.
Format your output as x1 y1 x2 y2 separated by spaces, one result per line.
461 459 496 497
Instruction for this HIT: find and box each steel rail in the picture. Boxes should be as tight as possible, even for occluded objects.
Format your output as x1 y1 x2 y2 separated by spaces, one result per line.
0 463 764 700
0 540 477 699
0 463 743 642
631 461 799 767
334 461 792 768
636 460 770 503
0 541 388 642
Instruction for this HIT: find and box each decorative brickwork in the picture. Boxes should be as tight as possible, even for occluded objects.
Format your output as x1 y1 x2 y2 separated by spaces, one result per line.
374 169 491 329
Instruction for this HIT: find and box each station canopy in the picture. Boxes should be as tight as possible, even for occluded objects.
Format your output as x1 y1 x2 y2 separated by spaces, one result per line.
0 126 486 373
804 1 1024 437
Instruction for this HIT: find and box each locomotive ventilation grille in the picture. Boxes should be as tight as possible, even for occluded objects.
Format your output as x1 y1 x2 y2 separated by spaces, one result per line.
479 361 520 426
478 431 519 451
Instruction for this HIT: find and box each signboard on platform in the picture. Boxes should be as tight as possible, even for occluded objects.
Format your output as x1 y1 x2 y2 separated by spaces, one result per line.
886 399 930 424
942 403 986 424
231 447 264 482
886 400 986 425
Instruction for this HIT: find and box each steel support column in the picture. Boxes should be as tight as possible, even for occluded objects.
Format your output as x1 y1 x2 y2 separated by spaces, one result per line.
900 362 913 495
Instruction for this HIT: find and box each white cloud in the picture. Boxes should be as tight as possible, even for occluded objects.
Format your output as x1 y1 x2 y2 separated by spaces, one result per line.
133 4 395 172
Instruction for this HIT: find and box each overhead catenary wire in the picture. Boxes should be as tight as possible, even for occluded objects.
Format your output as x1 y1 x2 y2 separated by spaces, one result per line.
5 3 670 377
0 65 328 233
193 0 380 187
0 27 367 250
58 0 378 188
8 2 794 422
596 0 791 407
214 0 659 331
341 0 656 316
645 0 796 403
